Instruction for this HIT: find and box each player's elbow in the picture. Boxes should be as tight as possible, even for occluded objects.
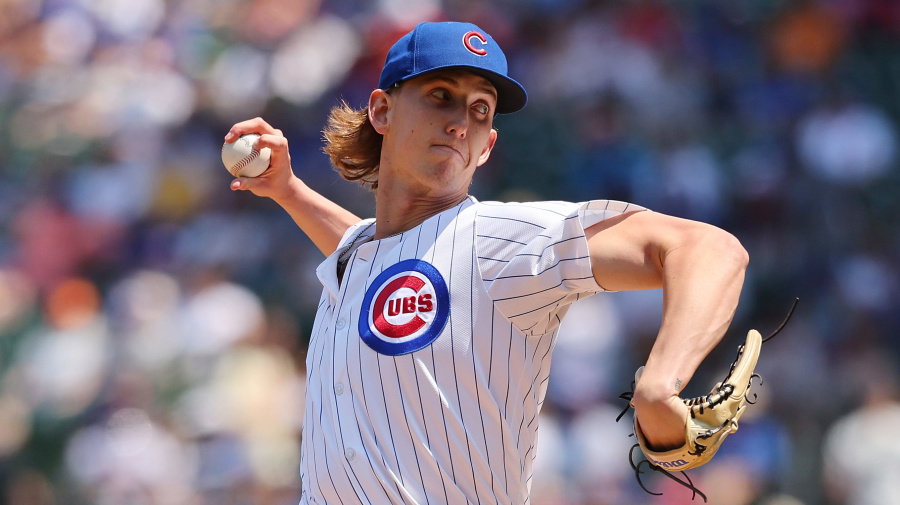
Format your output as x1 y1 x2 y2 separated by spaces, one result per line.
704 226 749 276
726 231 749 272
667 221 748 277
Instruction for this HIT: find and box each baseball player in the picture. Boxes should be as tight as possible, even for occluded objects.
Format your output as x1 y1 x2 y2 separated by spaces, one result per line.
224 21 748 505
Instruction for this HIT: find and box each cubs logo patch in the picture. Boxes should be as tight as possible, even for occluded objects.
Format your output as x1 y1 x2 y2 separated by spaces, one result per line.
463 30 488 56
359 260 449 356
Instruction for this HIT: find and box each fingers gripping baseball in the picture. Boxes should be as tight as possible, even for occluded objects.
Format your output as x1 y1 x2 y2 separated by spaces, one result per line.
224 118 295 200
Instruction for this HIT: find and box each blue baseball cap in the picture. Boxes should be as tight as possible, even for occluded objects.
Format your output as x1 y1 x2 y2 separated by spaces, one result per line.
378 21 528 114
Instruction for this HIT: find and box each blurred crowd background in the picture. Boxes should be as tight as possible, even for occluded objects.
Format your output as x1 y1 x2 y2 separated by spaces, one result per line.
1 0 899 504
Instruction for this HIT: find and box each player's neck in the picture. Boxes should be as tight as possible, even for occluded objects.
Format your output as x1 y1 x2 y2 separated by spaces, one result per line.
372 182 469 239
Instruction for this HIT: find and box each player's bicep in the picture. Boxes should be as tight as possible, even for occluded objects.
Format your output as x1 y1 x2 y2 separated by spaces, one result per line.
585 210 698 292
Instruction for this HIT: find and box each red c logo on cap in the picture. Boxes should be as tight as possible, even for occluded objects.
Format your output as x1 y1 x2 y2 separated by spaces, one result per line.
463 31 488 56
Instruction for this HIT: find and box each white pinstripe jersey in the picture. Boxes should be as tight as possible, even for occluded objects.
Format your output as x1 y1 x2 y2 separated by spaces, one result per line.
300 197 643 505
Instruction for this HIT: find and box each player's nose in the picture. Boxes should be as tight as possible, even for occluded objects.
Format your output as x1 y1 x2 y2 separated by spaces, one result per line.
445 109 468 139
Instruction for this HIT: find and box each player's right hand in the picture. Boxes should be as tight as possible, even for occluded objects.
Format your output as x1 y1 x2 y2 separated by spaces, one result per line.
224 117 299 202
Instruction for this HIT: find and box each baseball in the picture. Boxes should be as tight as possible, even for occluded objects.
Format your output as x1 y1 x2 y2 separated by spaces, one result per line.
222 134 271 178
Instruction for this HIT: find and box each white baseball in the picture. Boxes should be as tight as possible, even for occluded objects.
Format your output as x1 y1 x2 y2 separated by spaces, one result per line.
222 134 271 178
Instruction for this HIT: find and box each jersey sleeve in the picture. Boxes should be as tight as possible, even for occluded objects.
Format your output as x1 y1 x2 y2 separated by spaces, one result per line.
475 199 645 336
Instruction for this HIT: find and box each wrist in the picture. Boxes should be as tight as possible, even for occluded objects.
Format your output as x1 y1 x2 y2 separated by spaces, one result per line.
633 370 682 403
270 176 306 205
635 353 697 395
632 383 678 410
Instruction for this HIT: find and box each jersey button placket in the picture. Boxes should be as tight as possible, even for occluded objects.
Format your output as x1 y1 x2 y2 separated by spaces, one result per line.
335 251 368 471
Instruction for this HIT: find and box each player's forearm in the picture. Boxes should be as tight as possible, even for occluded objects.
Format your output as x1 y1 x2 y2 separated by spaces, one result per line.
632 224 747 450
638 226 748 398
272 177 362 256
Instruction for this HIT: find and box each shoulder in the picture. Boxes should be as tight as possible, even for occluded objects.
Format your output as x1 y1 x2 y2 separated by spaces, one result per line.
474 200 583 228
473 199 645 229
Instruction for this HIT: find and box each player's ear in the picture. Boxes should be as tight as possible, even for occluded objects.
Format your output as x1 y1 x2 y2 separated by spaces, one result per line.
476 128 498 167
368 88 392 135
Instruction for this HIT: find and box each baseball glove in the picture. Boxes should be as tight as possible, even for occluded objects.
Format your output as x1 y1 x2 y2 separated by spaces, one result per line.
617 299 798 502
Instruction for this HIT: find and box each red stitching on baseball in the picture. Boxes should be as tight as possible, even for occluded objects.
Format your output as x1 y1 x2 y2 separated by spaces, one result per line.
229 149 259 176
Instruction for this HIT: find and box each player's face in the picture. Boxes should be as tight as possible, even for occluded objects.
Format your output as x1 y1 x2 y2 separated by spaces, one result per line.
377 70 499 196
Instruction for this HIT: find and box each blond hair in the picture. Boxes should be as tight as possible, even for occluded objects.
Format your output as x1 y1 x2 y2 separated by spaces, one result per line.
322 100 383 191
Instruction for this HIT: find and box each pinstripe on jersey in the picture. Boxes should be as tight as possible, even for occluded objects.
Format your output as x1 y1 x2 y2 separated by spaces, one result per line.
299 197 644 505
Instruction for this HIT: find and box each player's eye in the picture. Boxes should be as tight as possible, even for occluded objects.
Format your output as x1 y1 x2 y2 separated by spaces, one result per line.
473 103 490 115
431 89 450 101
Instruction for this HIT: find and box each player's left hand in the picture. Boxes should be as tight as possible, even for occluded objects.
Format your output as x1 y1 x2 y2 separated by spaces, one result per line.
631 383 690 452
632 329 762 475
617 299 798 502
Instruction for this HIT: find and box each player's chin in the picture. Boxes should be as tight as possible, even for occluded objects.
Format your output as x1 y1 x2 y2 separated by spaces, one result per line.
430 144 468 163
432 158 476 179
423 158 464 179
